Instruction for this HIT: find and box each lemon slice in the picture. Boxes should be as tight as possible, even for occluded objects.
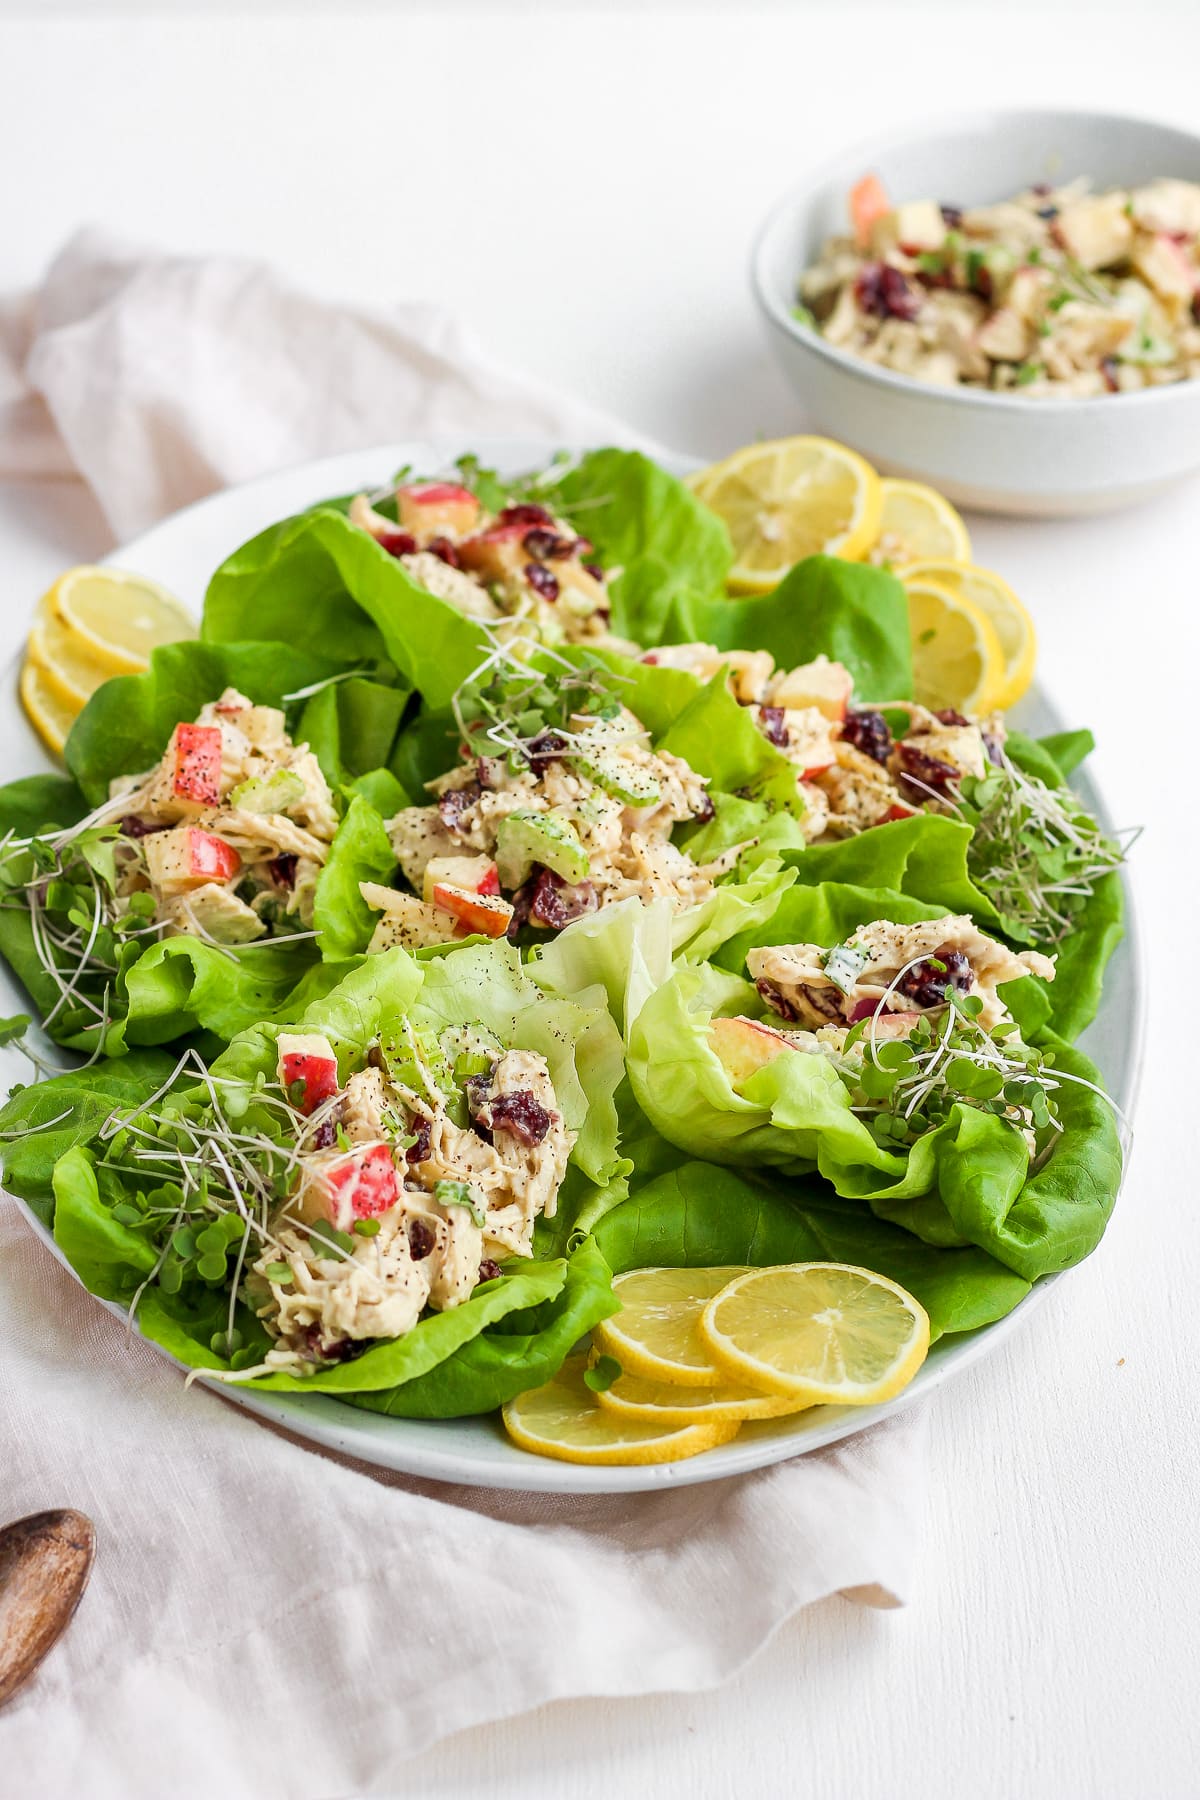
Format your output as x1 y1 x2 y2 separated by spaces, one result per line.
594 1364 811 1425
48 566 196 675
904 575 1005 715
690 437 882 592
20 659 78 756
26 597 114 708
592 1266 748 1386
900 560 1036 710
869 479 971 566
502 1356 740 1465
699 1263 930 1404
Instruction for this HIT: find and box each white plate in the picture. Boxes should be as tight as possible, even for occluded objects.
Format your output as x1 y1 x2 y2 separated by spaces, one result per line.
1 439 1146 1493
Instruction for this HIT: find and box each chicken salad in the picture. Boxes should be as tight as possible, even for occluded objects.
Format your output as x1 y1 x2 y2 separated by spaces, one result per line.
799 173 1200 396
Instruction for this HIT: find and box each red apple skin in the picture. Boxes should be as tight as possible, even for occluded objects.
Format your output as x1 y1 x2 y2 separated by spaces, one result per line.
431 882 514 939
173 723 223 805
279 1052 340 1115
848 1004 923 1038
397 483 480 537
422 855 500 903
188 829 241 882
885 802 917 822
325 1143 399 1219
802 762 835 780
709 1015 793 1086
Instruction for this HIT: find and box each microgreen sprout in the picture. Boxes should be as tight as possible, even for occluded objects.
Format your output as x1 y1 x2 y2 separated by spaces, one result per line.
959 750 1136 946
450 630 631 776
833 951 1127 1156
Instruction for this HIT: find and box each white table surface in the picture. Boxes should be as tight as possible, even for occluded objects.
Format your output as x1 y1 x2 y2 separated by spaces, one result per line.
2 6 1198 1797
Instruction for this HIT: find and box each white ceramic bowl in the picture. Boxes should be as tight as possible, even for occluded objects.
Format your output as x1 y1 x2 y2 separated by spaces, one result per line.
751 109 1200 516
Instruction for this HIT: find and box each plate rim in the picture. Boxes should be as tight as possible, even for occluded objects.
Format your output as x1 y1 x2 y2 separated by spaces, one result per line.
3 436 1148 1493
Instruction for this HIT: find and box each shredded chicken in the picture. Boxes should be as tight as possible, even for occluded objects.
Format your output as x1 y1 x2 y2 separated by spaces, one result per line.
747 915 1054 1033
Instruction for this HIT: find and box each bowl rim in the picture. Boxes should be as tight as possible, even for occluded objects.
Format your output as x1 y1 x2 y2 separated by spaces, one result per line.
750 103 1200 419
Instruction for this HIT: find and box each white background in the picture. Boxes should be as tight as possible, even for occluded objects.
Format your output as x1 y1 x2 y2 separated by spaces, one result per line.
2 6 1198 1797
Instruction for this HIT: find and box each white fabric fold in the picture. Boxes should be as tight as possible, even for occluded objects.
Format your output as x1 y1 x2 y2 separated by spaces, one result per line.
0 229 928 1793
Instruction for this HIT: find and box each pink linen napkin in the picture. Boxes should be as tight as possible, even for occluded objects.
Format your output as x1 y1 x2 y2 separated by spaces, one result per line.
0 228 928 1800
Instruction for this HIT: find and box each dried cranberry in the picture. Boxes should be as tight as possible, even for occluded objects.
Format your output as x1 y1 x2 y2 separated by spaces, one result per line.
438 781 482 833
754 977 800 1022
983 731 1004 766
120 814 166 839
855 261 920 321
497 503 554 528
269 853 299 888
848 997 887 1024
841 710 892 765
692 788 715 823
1032 182 1052 197
1101 356 1120 393
523 527 566 560
485 1089 553 1146
569 535 594 558
405 1114 432 1164
582 562 606 583
478 1258 502 1284
758 705 789 748
1036 204 1059 221
506 880 534 940
524 562 560 602
378 529 418 558
940 204 963 229
896 743 959 801
897 944 973 1009
300 1324 367 1363
427 536 461 568
524 731 569 774
408 1217 436 1261
526 866 599 930
934 708 969 727
798 982 848 1022
311 1116 338 1150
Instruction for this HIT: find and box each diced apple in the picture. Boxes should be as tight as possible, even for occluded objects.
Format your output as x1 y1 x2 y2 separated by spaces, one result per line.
1131 179 1200 238
709 1015 793 1087
885 802 917 822
766 657 853 721
143 827 241 895
172 723 222 806
431 883 514 939
976 307 1032 363
848 1005 923 1040
277 1031 340 1114
1131 232 1198 305
396 482 481 537
1053 194 1133 271
849 173 891 249
457 525 528 584
890 199 948 255
422 854 500 904
361 886 459 953
304 1142 399 1229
